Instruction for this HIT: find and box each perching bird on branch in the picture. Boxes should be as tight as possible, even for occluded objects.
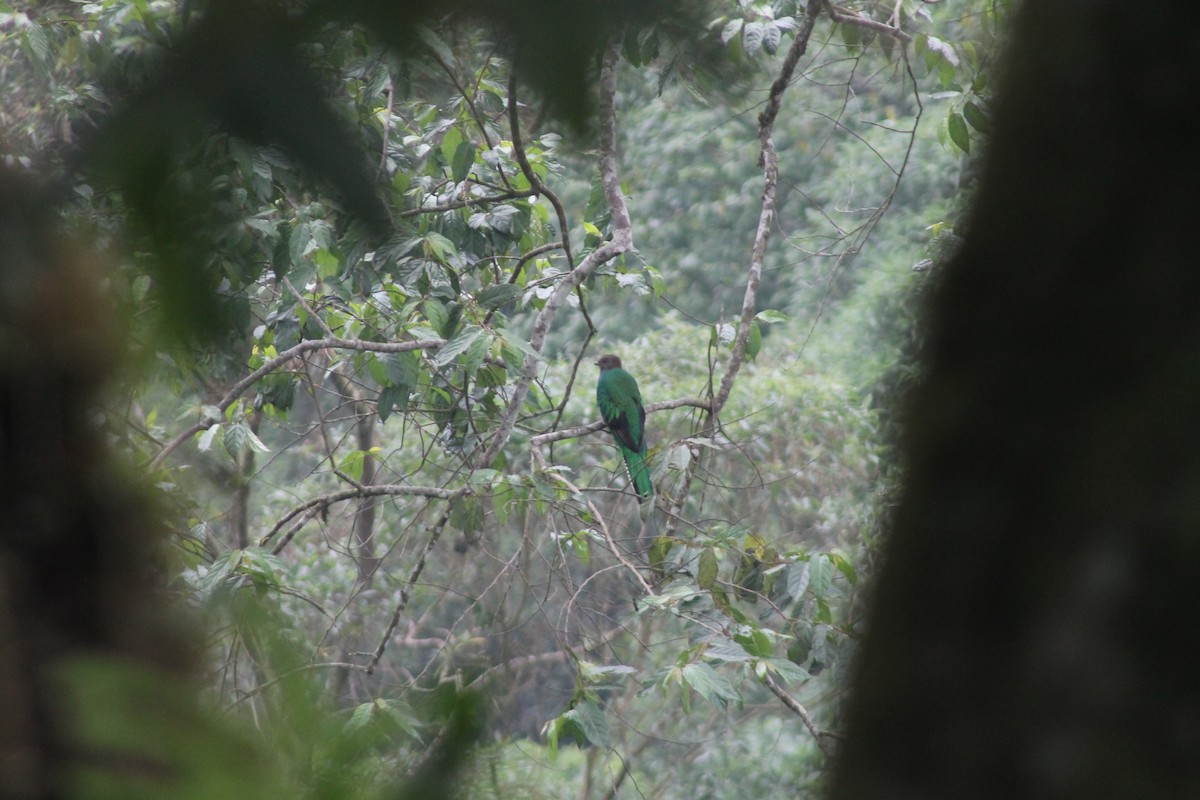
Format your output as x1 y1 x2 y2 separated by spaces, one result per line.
595 353 653 500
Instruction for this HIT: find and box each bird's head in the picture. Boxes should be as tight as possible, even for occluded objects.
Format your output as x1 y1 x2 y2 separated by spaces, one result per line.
595 354 622 371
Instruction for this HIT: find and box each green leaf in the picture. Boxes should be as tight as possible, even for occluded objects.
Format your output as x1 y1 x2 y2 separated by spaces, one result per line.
462 329 490 374
666 443 692 472
345 700 377 734
312 247 340 279
487 204 520 234
386 350 422 386
338 448 373 482
194 551 238 595
829 551 858 586
948 110 971 154
697 548 719 590
563 701 608 747
762 22 782 54
440 126 463 167
289 221 311 267
644 265 665 298
224 423 246 458
755 309 789 324
964 100 990 134
808 553 832 598
742 21 764 55
840 22 861 51
196 424 221 452
578 661 636 683
786 561 810 600
422 231 458 262
647 535 671 578
345 699 422 742
762 657 810 685
377 385 410 422
745 320 762 361
224 422 268 459
423 298 449 335
450 140 476 183
543 715 561 760
498 334 543 367
449 496 485 536
477 283 523 310
22 23 51 70
680 663 739 708
734 626 774 659
434 326 485 367
703 638 753 663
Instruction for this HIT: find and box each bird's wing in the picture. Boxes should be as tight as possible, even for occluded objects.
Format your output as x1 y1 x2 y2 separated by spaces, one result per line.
598 372 645 453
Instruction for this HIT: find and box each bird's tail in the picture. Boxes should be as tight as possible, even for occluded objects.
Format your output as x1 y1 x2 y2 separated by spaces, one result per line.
623 448 653 500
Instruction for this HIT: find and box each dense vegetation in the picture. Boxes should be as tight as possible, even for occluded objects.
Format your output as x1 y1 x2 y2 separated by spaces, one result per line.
1 1 1007 797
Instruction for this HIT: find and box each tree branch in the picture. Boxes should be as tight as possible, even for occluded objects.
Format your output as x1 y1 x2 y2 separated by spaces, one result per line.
824 0 914 43
258 483 463 550
508 72 573 269
367 505 454 674
763 672 839 756
711 3 821 417
530 446 654 596
474 38 633 471
529 397 711 449
150 336 445 470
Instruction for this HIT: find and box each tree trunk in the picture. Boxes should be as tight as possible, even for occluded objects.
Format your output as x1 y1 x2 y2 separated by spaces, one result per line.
829 3 1200 798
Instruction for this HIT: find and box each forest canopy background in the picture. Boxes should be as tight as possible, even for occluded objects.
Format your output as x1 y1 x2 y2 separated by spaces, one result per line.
0 2 1005 798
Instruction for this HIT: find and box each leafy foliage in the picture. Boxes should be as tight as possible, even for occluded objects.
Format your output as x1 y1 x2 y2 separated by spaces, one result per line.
0 0 1009 797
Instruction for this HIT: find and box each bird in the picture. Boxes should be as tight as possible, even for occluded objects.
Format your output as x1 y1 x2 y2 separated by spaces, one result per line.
594 354 653 500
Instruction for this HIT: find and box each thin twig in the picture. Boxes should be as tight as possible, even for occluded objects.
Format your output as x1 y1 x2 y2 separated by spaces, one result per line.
763 672 841 756
258 483 462 549
151 336 445 470
367 505 455 673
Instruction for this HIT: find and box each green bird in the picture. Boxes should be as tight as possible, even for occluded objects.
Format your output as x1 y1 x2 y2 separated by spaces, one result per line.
595 354 653 500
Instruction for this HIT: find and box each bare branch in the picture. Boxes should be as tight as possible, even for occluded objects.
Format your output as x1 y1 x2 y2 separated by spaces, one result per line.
530 397 711 450
763 672 841 756
259 483 463 550
508 71 573 269
150 336 445 470
711 3 821 417
824 0 914 43
531 446 654 596
367 505 455 673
